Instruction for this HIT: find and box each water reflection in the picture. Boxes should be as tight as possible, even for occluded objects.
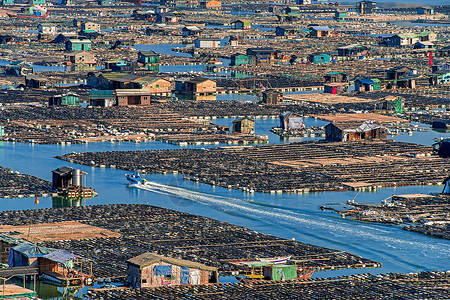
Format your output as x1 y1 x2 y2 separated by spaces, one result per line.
52 196 87 208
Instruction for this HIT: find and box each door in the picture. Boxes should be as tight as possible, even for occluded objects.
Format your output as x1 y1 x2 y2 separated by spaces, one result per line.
190 269 200 285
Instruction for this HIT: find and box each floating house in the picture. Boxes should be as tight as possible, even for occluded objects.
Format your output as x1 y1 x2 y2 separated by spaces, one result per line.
182 26 202 37
280 112 304 132
355 78 381 92
324 83 347 94
9 243 92 286
194 38 221 48
382 31 436 47
275 25 296 37
127 252 218 288
246 48 276 66
413 41 435 49
52 167 86 189
324 71 348 83
38 23 57 35
230 53 249 66
375 96 404 114
176 77 217 95
48 93 80 106
69 51 96 66
307 53 331 64
356 1 376 15
417 6 434 15
89 90 115 107
232 20 252 30
65 39 91 51
308 26 332 38
262 90 283 105
325 121 387 142
264 264 297 281
232 117 255 134
116 90 156 106
81 22 101 32
200 0 221 9
337 44 368 57
429 69 450 85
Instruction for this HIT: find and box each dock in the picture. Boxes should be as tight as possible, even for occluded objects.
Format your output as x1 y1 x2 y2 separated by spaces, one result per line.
0 284 36 299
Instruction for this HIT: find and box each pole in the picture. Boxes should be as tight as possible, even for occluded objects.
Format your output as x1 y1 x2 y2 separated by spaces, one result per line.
26 202 37 242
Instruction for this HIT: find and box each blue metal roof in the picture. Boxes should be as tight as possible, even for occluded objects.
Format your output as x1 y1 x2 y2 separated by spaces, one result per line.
311 26 331 31
356 79 374 84
43 250 75 264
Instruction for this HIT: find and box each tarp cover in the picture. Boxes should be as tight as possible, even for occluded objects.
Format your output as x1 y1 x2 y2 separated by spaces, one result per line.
8 243 57 268
11 243 54 258
154 265 172 276
288 117 304 130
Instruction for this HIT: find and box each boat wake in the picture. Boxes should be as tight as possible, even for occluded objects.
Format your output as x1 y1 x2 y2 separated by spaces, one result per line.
130 181 450 272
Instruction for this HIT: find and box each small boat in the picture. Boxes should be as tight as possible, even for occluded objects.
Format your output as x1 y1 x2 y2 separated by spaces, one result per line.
258 256 291 264
125 172 146 185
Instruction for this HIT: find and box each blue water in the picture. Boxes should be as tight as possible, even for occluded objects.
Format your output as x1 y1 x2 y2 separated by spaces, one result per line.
0 139 448 277
0 117 449 298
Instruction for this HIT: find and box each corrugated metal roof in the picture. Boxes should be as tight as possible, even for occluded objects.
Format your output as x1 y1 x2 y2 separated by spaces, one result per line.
356 79 374 84
43 250 75 264
310 26 331 31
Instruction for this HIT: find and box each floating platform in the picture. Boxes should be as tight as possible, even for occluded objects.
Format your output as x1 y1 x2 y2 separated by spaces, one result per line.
0 284 36 299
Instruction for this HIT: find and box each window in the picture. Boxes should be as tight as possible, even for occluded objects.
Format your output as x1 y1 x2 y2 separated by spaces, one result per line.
142 279 147 283
143 96 148 100
203 86 206 89
156 84 160 88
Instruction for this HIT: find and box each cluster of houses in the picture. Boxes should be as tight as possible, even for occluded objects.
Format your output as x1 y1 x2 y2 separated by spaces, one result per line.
322 63 450 95
86 70 217 107
0 235 220 290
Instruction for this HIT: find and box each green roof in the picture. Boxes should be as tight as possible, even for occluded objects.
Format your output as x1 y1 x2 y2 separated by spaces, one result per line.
102 73 127 79
241 261 274 267
398 31 434 39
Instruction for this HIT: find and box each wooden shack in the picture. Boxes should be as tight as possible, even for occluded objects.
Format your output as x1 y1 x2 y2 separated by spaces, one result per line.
126 252 218 288
263 264 297 281
280 112 304 131
52 167 86 189
375 96 404 114
324 83 346 95
325 121 387 142
262 90 283 105
179 77 217 95
232 117 255 134
324 72 348 83
48 93 80 106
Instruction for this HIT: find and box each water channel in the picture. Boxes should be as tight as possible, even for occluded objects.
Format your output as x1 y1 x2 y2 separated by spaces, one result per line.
1 42 450 298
